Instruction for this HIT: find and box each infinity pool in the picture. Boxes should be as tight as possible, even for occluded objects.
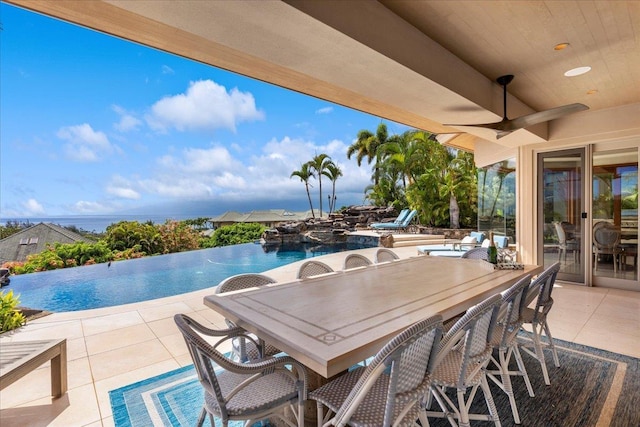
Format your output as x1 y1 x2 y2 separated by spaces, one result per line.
7 242 374 312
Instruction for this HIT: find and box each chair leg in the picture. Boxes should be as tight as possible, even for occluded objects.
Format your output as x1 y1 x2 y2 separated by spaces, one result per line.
457 389 471 427
498 348 521 424
316 401 323 427
531 324 551 385
543 320 560 368
480 375 502 427
197 407 206 427
513 344 535 397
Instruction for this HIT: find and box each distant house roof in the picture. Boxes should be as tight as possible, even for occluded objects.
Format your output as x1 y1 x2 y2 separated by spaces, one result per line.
0 223 94 264
210 209 316 225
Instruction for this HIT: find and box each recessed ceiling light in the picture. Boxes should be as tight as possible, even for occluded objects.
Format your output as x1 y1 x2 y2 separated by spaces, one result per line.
554 43 570 50
586 89 598 95
564 66 591 77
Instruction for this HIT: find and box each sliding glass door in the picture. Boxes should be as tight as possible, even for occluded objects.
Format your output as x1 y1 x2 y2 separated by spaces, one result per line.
538 149 585 283
592 148 638 289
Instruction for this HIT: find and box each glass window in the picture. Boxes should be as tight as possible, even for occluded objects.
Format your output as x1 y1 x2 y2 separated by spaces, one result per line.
478 158 516 244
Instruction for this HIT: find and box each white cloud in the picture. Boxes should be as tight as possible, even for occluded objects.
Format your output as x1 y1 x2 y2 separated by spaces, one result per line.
161 65 175 74
57 123 113 162
316 106 333 114
112 105 142 132
70 201 114 214
139 178 213 199
106 175 141 200
117 135 370 208
22 198 45 216
146 79 265 133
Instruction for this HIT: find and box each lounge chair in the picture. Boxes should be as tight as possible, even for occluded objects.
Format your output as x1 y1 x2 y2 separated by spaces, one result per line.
417 231 486 254
368 208 408 228
370 209 418 231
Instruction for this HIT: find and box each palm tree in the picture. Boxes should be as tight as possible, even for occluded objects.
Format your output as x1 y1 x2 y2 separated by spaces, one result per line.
290 163 316 218
307 154 332 217
324 162 343 214
347 122 391 186
379 129 435 190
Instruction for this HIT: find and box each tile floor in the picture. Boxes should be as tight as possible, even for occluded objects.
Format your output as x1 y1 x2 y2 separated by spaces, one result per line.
0 245 638 427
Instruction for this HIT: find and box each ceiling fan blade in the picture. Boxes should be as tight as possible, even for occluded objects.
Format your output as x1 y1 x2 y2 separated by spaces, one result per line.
445 103 589 139
502 103 589 131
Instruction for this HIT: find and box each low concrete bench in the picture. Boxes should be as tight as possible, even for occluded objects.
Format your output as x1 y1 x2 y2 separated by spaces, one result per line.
0 339 67 398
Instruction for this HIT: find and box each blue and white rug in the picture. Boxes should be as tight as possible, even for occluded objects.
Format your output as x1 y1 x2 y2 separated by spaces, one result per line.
109 364 214 427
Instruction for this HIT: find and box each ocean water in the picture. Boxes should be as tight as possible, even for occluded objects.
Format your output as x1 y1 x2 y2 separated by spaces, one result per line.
1 214 201 233
6 242 375 312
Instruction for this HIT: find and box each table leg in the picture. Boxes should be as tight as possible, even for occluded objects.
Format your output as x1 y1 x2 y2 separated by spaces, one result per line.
50 341 67 398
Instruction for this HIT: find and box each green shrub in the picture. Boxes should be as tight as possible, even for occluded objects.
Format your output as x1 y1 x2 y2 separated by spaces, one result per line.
1 290 26 332
202 223 267 248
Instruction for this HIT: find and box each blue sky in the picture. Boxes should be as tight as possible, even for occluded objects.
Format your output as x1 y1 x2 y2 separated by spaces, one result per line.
0 3 409 219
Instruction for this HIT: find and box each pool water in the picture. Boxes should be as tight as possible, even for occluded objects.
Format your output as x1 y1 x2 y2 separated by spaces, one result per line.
7 242 374 312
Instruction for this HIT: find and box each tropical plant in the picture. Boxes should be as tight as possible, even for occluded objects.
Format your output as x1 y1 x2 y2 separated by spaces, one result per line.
364 168 406 210
0 290 26 332
180 217 213 230
157 220 201 253
202 223 267 248
347 122 392 186
0 221 32 239
306 154 333 218
324 162 343 214
290 163 316 218
53 241 113 265
103 220 162 254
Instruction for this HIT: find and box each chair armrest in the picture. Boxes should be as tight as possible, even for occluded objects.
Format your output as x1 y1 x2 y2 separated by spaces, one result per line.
221 354 309 400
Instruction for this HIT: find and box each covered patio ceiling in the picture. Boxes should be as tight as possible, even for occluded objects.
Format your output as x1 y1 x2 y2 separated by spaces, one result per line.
6 0 640 154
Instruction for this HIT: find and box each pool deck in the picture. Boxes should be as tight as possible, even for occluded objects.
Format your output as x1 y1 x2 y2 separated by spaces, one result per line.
1 244 639 426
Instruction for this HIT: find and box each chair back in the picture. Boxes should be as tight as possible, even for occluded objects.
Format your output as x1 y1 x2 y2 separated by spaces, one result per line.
215 273 276 294
469 231 486 243
375 248 400 263
593 221 621 253
343 253 372 269
215 273 278 360
553 222 567 245
174 314 249 420
174 314 307 425
525 262 560 323
297 260 334 279
394 209 410 224
400 209 418 226
333 315 443 427
496 275 531 348
435 294 502 389
461 247 489 261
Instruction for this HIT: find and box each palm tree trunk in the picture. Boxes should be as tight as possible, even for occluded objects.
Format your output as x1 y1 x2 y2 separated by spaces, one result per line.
305 184 315 218
318 177 323 218
450 194 460 229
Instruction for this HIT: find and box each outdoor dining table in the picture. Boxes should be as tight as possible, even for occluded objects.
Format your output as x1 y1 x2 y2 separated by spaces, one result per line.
204 255 542 380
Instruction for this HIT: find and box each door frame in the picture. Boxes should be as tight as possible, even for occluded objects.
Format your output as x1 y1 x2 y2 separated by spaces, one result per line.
537 147 586 284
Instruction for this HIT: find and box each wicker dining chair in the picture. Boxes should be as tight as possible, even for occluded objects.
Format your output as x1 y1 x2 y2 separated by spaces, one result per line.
519 262 561 386
374 248 400 263
460 247 490 261
343 253 373 270
423 294 503 427
310 314 443 427
215 273 281 361
486 275 534 424
297 260 335 279
174 314 307 427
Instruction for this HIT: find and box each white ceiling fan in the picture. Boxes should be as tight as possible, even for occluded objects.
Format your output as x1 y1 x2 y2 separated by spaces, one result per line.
445 74 589 139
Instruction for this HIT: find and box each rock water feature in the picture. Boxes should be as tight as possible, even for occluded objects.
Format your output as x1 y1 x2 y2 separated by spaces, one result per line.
260 205 396 246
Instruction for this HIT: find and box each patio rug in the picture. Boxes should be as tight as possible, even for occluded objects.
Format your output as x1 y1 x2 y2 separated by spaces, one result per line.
109 339 639 427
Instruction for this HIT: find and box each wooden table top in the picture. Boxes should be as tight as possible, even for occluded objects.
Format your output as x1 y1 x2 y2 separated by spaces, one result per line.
204 256 541 378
